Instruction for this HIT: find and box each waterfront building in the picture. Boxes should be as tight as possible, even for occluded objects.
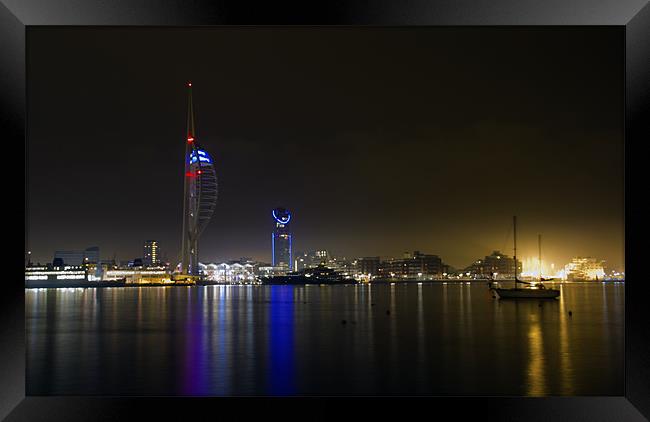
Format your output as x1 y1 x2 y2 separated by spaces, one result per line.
83 247 100 263
143 240 159 266
563 257 606 281
180 82 218 276
271 207 292 270
294 249 329 271
358 256 380 277
54 246 100 266
326 256 357 279
103 266 171 283
25 264 87 281
54 251 83 265
378 251 447 279
257 265 289 278
199 262 257 283
467 250 522 279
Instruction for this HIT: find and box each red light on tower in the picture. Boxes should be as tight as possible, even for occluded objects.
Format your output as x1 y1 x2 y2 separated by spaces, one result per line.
197 170 202 175
187 136 194 143
188 82 192 87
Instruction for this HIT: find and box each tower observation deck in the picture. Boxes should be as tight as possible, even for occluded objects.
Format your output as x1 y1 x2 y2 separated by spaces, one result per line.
180 82 218 276
272 207 292 270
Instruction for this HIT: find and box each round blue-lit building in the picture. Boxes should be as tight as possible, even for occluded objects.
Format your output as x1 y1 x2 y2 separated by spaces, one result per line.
180 82 218 276
272 208 292 270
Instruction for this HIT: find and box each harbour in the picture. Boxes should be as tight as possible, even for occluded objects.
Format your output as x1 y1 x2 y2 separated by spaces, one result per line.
26 282 623 396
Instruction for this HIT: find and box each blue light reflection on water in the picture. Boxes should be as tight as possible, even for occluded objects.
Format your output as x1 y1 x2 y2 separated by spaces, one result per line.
268 285 295 395
182 287 210 395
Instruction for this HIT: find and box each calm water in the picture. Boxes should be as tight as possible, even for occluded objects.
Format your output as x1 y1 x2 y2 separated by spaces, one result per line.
26 282 624 396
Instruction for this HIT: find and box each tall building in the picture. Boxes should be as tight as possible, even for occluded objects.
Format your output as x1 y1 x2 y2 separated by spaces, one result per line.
180 82 218 276
143 240 159 266
271 207 292 269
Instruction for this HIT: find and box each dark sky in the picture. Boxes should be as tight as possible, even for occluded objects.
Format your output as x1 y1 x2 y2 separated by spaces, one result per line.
27 27 624 270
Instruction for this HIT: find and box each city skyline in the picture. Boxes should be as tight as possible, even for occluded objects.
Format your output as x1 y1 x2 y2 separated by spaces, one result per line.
27 27 624 270
28 228 623 276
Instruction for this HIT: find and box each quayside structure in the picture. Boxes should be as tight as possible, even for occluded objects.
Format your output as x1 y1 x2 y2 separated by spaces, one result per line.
178 82 218 279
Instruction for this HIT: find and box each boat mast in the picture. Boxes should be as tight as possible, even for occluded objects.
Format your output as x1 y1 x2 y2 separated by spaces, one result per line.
513 215 518 288
538 234 542 282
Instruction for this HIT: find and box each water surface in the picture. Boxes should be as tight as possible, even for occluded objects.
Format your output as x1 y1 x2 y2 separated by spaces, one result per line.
26 282 624 396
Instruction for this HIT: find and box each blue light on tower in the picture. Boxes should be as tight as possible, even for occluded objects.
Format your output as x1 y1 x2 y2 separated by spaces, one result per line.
189 149 213 164
271 208 292 269
272 209 291 224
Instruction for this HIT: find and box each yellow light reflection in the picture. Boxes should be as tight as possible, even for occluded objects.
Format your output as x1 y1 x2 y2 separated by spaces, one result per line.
558 286 575 395
526 312 546 396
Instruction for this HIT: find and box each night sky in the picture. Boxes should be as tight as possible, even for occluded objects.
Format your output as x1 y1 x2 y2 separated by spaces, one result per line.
27 27 624 270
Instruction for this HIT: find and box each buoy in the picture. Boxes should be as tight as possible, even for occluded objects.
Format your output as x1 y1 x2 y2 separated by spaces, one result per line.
341 319 347 324
568 311 573 316
386 310 391 315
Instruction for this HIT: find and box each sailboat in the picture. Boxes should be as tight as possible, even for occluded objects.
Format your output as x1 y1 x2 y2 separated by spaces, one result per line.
491 217 560 299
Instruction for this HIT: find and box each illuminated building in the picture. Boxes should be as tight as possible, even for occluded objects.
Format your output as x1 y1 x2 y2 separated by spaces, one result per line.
54 246 100 266
467 250 521 279
199 262 257 283
378 251 447 279
257 265 289 277
315 250 328 263
293 251 357 279
326 257 358 279
563 257 606 281
180 82 218 276
271 207 292 270
294 250 328 271
103 266 171 283
143 240 159 266
358 256 380 276
520 256 554 279
25 264 87 281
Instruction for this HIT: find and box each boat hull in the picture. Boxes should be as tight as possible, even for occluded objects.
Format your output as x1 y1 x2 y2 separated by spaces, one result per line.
493 288 560 299
261 275 348 285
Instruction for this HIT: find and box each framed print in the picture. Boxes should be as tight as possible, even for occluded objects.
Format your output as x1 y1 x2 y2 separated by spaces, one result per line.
3 0 649 420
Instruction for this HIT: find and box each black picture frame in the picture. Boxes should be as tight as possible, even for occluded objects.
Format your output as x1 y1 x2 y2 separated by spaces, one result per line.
4 1 649 420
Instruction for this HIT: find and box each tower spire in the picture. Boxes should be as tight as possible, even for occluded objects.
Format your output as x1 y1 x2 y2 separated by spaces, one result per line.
179 81 218 279
186 81 195 142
